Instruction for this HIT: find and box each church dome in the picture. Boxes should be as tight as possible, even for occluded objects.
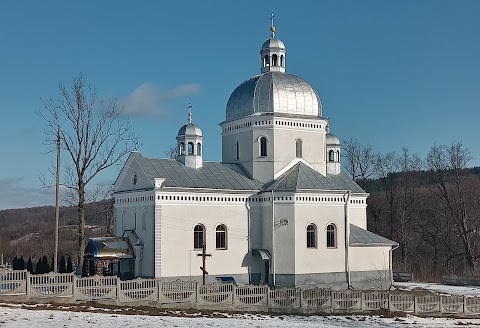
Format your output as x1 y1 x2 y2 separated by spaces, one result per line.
177 123 203 137
261 38 285 50
326 133 340 146
226 72 322 121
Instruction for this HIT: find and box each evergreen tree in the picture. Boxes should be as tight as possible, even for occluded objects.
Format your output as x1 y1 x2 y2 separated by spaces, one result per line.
59 256 66 273
18 256 25 270
66 256 73 273
27 257 33 274
35 258 42 274
67 256 73 273
12 256 18 270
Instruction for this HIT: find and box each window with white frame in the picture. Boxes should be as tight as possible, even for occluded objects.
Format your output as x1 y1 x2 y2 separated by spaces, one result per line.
194 224 205 249
216 224 227 249
306 223 317 248
326 223 337 248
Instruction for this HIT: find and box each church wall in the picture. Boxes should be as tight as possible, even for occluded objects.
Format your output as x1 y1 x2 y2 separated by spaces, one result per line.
114 190 156 278
222 129 254 177
157 195 252 283
272 200 296 276
349 246 391 272
294 202 346 274
272 126 326 176
348 201 368 230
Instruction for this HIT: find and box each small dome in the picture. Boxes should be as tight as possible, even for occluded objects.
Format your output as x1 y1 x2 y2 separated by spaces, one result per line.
226 72 321 121
261 37 285 50
326 133 340 146
177 123 203 137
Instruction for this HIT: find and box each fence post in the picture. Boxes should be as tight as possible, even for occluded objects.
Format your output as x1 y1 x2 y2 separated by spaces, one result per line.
157 278 161 303
267 287 271 309
360 291 365 311
72 274 77 300
439 295 443 314
414 295 418 314
232 284 237 306
330 290 335 311
195 281 200 304
388 293 393 312
25 271 31 300
299 288 303 310
463 296 467 314
116 276 121 304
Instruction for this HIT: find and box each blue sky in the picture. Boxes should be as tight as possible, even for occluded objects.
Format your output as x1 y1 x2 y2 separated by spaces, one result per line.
0 1 479 209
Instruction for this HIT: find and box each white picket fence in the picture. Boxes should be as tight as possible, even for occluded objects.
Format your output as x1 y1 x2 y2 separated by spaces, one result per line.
2 269 480 315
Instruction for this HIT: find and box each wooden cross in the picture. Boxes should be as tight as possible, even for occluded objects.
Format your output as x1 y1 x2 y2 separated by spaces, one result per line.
197 242 211 285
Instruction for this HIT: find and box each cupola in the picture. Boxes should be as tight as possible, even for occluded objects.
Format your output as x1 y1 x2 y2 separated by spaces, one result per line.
326 133 341 175
260 13 286 73
176 105 203 169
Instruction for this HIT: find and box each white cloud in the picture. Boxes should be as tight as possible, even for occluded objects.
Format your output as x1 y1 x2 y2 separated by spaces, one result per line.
121 83 201 117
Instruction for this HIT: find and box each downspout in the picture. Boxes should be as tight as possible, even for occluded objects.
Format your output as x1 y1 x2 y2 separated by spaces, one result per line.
271 190 275 287
389 244 399 288
344 191 352 289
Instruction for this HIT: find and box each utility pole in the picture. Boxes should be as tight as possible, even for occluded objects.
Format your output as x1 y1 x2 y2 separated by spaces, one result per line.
197 242 211 285
54 126 61 273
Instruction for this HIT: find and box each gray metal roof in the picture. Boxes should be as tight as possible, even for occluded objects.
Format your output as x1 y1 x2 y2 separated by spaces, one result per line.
133 153 261 190
177 123 203 137
261 37 285 50
262 162 365 193
349 224 398 246
226 72 322 121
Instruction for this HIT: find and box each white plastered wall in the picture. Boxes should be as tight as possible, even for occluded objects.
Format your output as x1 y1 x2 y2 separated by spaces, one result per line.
156 193 253 279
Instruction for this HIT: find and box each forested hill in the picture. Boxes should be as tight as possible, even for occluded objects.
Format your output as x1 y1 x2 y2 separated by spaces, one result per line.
0 200 113 264
364 166 480 281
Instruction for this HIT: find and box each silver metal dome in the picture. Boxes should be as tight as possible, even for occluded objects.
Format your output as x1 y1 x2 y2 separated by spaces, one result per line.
261 38 285 50
326 133 340 146
226 72 322 121
177 123 203 137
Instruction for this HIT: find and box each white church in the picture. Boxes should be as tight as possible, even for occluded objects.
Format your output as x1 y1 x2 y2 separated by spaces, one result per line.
111 19 397 288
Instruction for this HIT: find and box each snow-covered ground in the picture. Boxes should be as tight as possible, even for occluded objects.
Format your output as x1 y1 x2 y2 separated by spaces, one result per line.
2 283 480 327
1 303 480 328
394 282 480 296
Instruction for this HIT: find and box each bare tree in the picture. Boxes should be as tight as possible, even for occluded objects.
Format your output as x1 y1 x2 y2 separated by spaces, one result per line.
40 74 139 268
426 142 478 272
165 145 178 159
343 138 376 188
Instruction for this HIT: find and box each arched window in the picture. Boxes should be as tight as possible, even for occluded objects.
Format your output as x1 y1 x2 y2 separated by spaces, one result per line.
188 142 194 155
264 55 270 67
235 141 240 160
194 224 205 249
179 142 185 155
328 150 334 162
280 55 284 66
306 224 317 248
272 54 278 66
296 139 303 158
216 224 227 249
260 137 267 157
336 150 340 162
141 207 146 230
326 224 337 248
197 142 202 156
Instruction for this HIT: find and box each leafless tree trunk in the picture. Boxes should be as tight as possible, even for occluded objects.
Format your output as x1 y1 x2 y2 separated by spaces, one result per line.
40 74 139 269
426 142 477 272
375 151 399 240
343 138 376 189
